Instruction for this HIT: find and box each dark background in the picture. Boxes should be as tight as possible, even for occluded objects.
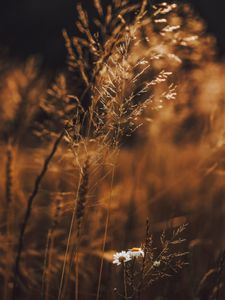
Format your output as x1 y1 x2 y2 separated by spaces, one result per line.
0 0 224 70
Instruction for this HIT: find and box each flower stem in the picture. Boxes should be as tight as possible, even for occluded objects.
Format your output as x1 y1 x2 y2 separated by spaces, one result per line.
123 264 128 300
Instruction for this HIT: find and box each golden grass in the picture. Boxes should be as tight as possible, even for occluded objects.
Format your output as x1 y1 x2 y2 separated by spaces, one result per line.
0 1 225 299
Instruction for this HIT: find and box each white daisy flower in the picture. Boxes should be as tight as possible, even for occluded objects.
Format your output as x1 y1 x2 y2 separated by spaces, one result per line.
128 247 145 258
112 251 132 266
153 260 161 267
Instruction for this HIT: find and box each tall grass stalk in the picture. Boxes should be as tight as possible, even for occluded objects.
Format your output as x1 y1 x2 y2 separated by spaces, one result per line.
42 199 62 300
12 130 64 300
4 146 14 300
57 171 83 300
96 163 116 300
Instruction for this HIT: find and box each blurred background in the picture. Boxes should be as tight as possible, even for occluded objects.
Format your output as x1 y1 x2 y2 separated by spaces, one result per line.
0 1 225 299
0 0 224 71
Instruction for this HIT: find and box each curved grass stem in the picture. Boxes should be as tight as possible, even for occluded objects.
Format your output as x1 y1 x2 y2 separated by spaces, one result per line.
12 130 64 300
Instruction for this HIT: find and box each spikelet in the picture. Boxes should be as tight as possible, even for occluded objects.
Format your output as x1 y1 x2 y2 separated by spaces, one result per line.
94 0 103 16
62 30 77 72
76 158 89 237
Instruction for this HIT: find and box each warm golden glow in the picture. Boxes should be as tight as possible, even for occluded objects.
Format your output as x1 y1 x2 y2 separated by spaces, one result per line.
0 1 224 299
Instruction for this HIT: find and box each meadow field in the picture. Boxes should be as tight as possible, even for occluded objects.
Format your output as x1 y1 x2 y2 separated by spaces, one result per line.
0 1 225 299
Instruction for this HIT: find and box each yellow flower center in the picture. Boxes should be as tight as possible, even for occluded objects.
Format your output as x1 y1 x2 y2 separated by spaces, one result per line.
130 248 141 252
119 256 126 262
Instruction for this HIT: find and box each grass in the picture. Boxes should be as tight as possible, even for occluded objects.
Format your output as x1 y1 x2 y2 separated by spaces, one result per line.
0 0 225 299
